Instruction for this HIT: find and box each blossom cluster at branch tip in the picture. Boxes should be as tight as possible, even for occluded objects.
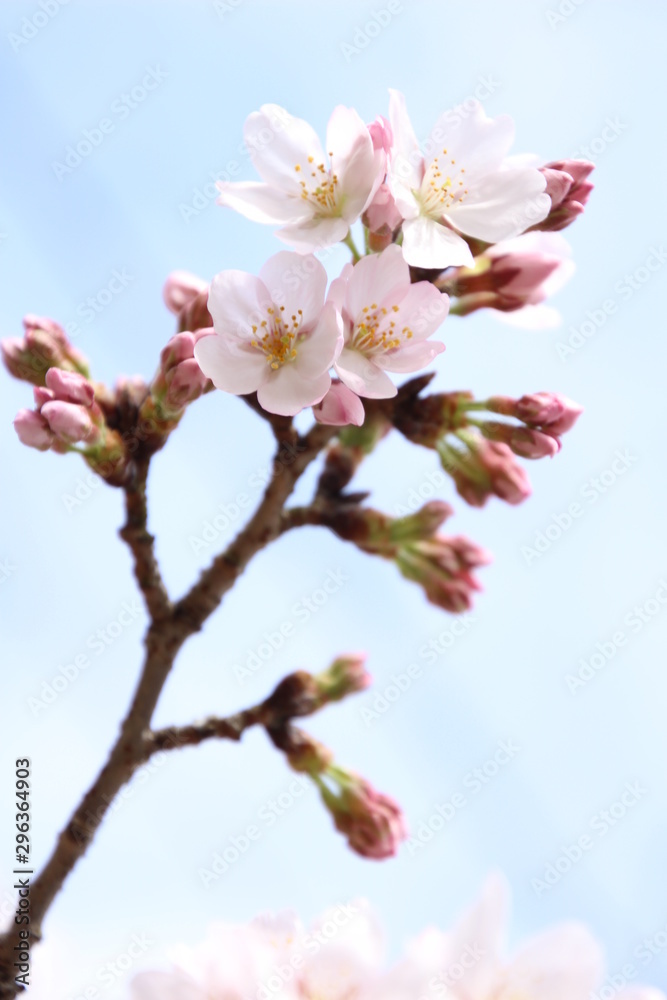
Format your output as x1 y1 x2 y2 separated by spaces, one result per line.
129 874 665 1000
391 385 583 507
14 366 108 454
2 314 89 387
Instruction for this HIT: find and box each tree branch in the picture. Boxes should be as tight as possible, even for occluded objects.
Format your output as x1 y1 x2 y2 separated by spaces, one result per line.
0 421 338 998
118 458 171 621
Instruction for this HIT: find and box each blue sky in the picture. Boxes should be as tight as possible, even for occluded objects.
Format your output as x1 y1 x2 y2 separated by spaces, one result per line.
2 1 667 996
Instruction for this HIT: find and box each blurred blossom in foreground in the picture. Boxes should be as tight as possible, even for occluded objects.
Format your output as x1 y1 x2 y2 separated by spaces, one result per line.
129 876 665 1000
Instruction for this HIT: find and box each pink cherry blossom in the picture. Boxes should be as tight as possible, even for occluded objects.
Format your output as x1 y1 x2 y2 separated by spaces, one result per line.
387 90 550 269
313 380 365 426
162 270 208 315
194 251 342 417
216 104 384 253
329 244 448 399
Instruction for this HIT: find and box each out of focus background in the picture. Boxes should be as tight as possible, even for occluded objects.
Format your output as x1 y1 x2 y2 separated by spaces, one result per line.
2 1 667 995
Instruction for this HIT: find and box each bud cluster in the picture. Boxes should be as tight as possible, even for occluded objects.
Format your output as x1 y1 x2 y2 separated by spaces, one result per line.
393 389 582 508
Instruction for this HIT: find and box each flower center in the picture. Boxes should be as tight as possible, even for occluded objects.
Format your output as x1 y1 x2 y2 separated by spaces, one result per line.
251 305 304 369
294 153 341 216
352 303 413 356
419 148 469 218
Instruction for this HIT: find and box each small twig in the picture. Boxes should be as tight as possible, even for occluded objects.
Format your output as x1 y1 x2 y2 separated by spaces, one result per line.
118 458 171 621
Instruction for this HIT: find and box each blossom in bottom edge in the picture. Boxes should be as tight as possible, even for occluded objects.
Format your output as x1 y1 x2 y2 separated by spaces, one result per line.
194 251 342 417
128 876 666 1000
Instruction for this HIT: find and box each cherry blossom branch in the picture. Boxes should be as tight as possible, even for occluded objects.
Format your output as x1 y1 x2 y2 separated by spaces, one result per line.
0 421 337 998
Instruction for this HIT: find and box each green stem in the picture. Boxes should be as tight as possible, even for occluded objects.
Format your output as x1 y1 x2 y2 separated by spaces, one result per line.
343 231 361 263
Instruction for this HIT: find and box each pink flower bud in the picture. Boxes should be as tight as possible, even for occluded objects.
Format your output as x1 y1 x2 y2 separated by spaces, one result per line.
316 654 371 702
313 381 365 427
479 420 560 459
447 234 573 315
13 409 54 451
362 184 403 243
509 427 560 459
41 400 100 444
33 386 55 407
23 314 69 349
444 436 532 507
162 271 208 315
160 331 197 372
367 116 393 154
514 391 567 425
321 771 407 860
533 160 594 231
396 534 491 613
536 395 583 434
163 358 209 409
45 367 95 407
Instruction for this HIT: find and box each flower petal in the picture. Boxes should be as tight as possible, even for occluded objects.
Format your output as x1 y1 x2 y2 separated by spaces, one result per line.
257 366 331 416
295 301 343 377
347 244 410 320
216 181 305 224
401 216 474 269
427 102 515 175
377 339 445 372
388 89 422 191
275 216 350 253
244 104 325 194
506 923 604 1000
385 281 449 340
335 347 397 398
259 251 327 329
327 105 382 219
194 334 269 395
207 270 271 341
448 167 550 241
130 970 205 1000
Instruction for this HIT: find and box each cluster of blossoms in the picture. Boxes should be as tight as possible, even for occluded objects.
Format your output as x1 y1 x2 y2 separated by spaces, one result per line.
3 91 592 644
193 90 593 420
128 875 663 1000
